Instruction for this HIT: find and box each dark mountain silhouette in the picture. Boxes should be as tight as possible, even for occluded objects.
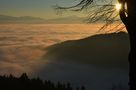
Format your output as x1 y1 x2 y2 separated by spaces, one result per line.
44 32 129 68
0 73 85 90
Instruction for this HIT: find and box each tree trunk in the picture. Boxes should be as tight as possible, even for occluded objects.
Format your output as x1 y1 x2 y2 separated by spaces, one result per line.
127 25 136 90
126 0 136 89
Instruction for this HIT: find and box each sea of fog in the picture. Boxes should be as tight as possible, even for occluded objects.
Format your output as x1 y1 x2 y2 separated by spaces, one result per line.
0 24 128 90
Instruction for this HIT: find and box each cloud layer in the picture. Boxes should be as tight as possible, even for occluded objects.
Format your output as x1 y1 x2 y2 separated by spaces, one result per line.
0 24 129 90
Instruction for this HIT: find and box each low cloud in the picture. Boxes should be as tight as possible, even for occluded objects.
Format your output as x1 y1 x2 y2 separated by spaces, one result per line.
0 24 129 90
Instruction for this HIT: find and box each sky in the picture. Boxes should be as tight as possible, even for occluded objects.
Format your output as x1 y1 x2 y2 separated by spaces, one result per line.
0 0 84 19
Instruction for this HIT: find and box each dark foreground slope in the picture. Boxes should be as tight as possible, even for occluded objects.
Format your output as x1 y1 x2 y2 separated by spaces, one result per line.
0 73 85 90
44 32 129 68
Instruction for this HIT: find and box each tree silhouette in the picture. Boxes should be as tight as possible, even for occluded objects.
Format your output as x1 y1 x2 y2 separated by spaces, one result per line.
56 0 136 90
0 73 85 90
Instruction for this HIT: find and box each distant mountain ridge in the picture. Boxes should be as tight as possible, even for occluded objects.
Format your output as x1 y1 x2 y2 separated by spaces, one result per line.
0 15 46 23
0 15 84 24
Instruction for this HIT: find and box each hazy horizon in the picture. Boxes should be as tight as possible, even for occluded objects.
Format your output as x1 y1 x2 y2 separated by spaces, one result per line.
0 0 119 22
0 14 86 24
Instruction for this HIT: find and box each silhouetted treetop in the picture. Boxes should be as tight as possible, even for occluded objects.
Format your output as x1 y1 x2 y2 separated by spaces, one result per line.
0 73 85 90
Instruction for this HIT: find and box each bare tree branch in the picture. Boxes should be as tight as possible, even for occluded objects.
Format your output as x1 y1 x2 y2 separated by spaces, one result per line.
55 0 127 32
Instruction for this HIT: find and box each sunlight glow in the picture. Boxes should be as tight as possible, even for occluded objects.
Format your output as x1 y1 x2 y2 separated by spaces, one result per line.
115 3 122 11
